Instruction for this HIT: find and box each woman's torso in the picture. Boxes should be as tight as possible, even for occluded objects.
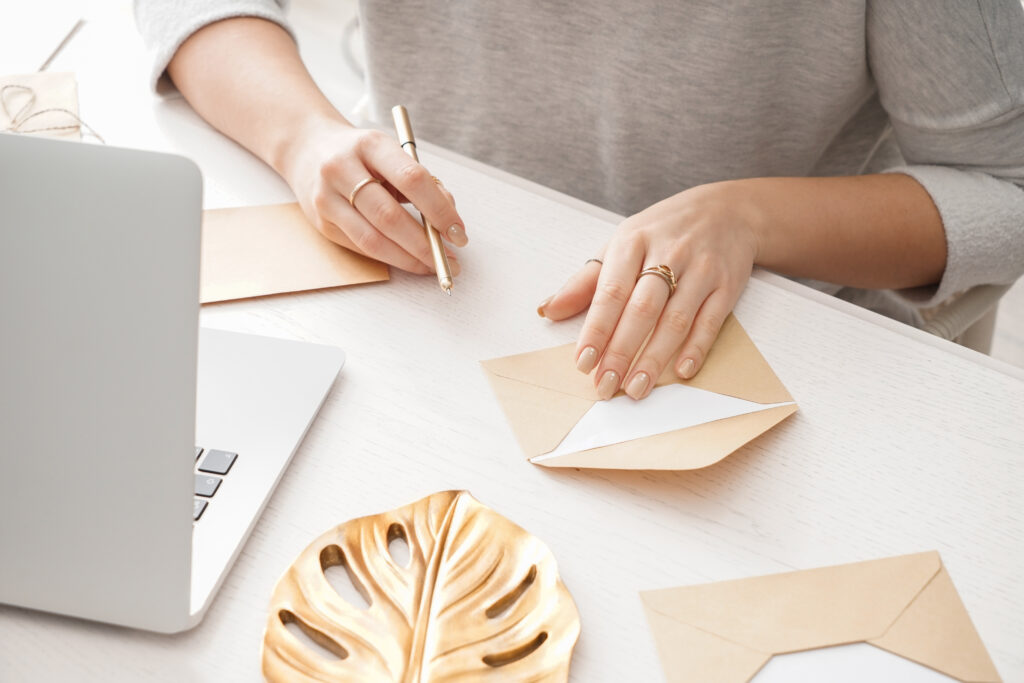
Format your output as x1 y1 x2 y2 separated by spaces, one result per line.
360 0 895 216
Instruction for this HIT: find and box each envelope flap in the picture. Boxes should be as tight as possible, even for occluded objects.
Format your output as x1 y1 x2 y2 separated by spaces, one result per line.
482 370 594 456
641 593 771 682
481 343 599 400
655 314 792 405
531 403 797 470
483 315 791 406
869 564 1002 682
642 552 942 655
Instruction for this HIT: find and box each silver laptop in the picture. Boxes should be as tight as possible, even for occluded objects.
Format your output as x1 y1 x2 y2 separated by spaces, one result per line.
0 133 344 632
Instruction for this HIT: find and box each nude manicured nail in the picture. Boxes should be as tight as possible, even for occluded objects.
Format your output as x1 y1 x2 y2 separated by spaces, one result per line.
537 296 553 318
597 370 620 400
447 224 468 246
678 358 696 379
449 258 461 276
576 346 598 374
625 372 650 400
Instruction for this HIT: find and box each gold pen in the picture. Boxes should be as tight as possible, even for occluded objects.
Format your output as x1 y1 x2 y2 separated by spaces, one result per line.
391 105 454 295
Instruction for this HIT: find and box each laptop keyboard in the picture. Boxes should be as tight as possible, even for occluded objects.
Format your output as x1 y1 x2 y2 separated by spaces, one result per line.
193 447 238 521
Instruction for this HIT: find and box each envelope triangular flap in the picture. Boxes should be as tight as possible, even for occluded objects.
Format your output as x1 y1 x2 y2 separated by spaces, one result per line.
532 404 796 470
641 552 942 656
653 314 792 404
869 563 1002 682
641 595 772 683
482 372 594 456
482 314 791 405
480 343 598 400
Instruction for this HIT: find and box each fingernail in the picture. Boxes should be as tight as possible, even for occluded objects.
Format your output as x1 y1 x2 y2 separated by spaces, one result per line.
537 296 553 318
576 346 597 374
597 370 620 400
625 372 650 400
449 258 461 276
677 358 696 379
447 224 468 246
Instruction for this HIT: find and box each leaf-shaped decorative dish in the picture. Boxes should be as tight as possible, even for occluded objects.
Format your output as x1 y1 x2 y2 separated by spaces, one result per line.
262 490 581 682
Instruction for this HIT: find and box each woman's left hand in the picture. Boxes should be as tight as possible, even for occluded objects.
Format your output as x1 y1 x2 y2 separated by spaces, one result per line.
537 181 761 400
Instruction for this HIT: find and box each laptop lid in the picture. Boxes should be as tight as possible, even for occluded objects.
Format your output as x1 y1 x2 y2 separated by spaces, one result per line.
0 133 202 632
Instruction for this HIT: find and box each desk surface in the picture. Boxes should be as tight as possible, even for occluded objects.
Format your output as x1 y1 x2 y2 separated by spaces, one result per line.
2 6 1024 682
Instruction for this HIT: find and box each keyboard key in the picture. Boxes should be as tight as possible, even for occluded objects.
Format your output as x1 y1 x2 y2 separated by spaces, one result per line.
194 446 203 461
198 449 237 475
194 474 222 498
193 498 208 521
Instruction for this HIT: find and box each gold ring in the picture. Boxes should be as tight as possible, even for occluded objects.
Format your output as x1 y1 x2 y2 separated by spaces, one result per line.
432 176 443 185
585 258 604 267
348 177 381 206
638 264 677 295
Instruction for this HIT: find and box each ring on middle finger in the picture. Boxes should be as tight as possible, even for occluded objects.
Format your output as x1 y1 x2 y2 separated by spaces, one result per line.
638 264 677 295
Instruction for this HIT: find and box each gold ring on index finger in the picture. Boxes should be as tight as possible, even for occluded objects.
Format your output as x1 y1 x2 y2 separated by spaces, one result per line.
638 264 677 295
348 177 381 206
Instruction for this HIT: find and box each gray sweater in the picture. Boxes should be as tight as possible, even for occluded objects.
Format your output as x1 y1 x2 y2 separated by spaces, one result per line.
135 0 1024 323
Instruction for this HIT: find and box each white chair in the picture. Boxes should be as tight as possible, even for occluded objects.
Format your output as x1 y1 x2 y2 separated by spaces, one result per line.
922 284 1012 354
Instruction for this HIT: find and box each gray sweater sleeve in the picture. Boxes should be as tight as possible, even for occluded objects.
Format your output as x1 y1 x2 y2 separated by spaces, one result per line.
133 0 292 93
868 0 1024 306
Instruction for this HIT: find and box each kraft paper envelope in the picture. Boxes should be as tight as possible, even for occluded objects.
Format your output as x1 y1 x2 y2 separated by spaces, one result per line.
480 314 797 469
200 202 389 303
640 552 1001 683
0 72 80 141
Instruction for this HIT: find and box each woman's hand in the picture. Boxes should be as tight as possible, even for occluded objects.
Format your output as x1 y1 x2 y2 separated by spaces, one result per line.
282 116 468 275
166 18 468 276
538 181 760 400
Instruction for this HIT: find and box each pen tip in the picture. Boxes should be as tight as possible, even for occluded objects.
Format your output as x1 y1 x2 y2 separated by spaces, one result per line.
444 287 452 296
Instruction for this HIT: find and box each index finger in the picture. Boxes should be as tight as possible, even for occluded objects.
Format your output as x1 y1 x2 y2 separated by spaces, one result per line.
368 138 468 247
574 237 644 375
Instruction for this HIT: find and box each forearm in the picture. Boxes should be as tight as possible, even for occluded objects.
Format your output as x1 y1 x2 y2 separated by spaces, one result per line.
166 17 348 181
727 173 947 290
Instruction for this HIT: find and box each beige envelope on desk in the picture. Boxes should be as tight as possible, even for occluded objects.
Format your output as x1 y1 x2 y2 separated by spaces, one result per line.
200 202 389 303
481 314 797 469
0 72 81 141
640 551 1001 682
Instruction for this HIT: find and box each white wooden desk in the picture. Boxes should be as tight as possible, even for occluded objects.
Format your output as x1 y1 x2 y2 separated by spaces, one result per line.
2 6 1023 681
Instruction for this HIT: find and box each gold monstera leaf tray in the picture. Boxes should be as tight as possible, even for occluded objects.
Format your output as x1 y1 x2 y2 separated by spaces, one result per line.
262 490 580 682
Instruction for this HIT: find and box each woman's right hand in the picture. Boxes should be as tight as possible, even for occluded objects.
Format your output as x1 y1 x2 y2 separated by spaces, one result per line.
281 116 468 275
165 17 465 274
